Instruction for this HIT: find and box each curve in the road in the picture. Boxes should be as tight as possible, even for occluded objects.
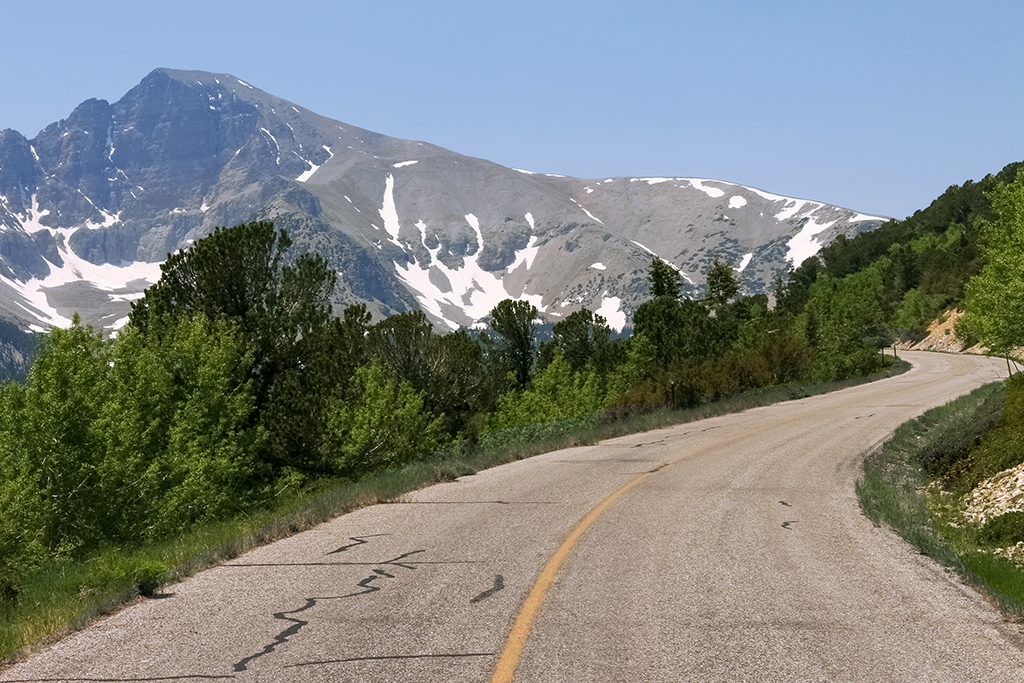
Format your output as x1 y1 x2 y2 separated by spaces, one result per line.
2 351 1022 682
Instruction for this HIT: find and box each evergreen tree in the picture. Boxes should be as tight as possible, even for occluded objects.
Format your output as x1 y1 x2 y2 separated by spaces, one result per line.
489 299 539 387
369 311 436 395
129 221 337 472
550 308 612 374
705 259 740 314
633 297 715 368
647 257 681 299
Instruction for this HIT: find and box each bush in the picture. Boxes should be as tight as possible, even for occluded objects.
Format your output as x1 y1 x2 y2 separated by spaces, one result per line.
486 349 602 432
978 512 1024 548
323 363 446 477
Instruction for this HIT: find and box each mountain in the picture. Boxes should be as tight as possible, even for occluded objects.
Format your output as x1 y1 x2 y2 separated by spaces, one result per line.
0 68 888 333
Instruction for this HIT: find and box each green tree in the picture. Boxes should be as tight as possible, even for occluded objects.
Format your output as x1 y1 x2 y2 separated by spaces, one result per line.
129 221 334 400
605 333 658 404
15 317 109 556
549 308 611 374
732 294 770 351
94 315 266 540
775 257 823 317
92 322 178 540
489 299 539 387
648 257 681 299
806 260 888 379
431 329 489 437
129 221 338 471
152 316 266 536
0 380 46 599
891 287 947 332
368 313 488 437
962 168 1024 363
369 311 436 395
705 259 741 314
632 297 715 368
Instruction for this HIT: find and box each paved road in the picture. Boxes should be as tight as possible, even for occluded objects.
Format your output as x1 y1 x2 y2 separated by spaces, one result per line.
3 351 1023 682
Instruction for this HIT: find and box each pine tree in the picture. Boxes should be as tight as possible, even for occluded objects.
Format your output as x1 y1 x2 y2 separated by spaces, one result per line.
647 257 681 299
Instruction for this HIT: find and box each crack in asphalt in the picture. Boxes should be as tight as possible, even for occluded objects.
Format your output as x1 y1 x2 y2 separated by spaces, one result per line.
231 543 483 672
285 652 495 668
233 598 317 672
470 575 505 604
232 549 430 671
631 439 667 448
327 534 389 554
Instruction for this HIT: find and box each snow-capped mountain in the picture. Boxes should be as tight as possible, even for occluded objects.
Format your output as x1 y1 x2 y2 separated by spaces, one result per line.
0 68 888 333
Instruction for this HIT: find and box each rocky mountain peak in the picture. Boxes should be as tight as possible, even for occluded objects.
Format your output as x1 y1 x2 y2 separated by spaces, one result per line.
0 69 889 334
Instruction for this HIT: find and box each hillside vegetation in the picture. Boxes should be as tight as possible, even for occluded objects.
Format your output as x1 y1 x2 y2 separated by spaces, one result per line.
856 163 1024 614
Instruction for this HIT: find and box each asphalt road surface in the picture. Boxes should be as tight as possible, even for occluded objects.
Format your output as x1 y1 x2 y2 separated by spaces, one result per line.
3 351 1023 682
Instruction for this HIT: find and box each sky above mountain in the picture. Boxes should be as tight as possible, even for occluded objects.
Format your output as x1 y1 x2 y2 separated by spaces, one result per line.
3 1 1021 222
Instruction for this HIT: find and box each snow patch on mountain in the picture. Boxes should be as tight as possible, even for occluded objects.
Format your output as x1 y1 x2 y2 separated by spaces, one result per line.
596 295 626 332
729 196 748 209
392 212 545 330
379 175 403 247
775 199 816 222
19 195 51 234
630 239 657 256
259 128 281 165
295 146 333 182
465 213 483 249
689 179 727 199
0 222 162 330
85 209 120 230
570 198 604 225
786 215 837 266
507 236 540 273
849 212 888 223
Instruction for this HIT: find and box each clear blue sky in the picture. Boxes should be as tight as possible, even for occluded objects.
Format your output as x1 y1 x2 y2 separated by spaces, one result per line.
3 0 1022 220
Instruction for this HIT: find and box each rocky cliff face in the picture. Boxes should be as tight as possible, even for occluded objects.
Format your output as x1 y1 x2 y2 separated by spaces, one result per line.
0 68 888 333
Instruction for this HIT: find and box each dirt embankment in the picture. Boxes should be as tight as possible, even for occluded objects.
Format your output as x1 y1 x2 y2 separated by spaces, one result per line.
896 309 979 354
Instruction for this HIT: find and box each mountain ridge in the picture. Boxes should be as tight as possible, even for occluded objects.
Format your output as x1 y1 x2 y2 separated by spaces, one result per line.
0 68 888 333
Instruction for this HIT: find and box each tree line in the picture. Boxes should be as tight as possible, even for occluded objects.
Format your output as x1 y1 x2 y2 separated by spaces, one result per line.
14 161 1024 606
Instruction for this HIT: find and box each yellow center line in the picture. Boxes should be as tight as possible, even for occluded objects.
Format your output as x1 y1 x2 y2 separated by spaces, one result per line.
489 468 656 683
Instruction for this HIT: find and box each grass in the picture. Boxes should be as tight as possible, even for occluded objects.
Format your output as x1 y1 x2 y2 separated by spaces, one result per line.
927 495 1024 608
2 358 909 664
857 373 1024 620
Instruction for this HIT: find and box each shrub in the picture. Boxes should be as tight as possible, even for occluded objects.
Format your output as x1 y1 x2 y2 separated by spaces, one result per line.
323 363 446 477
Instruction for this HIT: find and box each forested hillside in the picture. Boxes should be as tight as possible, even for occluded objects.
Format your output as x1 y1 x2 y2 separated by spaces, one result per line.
855 162 1024 615
791 160 1024 338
